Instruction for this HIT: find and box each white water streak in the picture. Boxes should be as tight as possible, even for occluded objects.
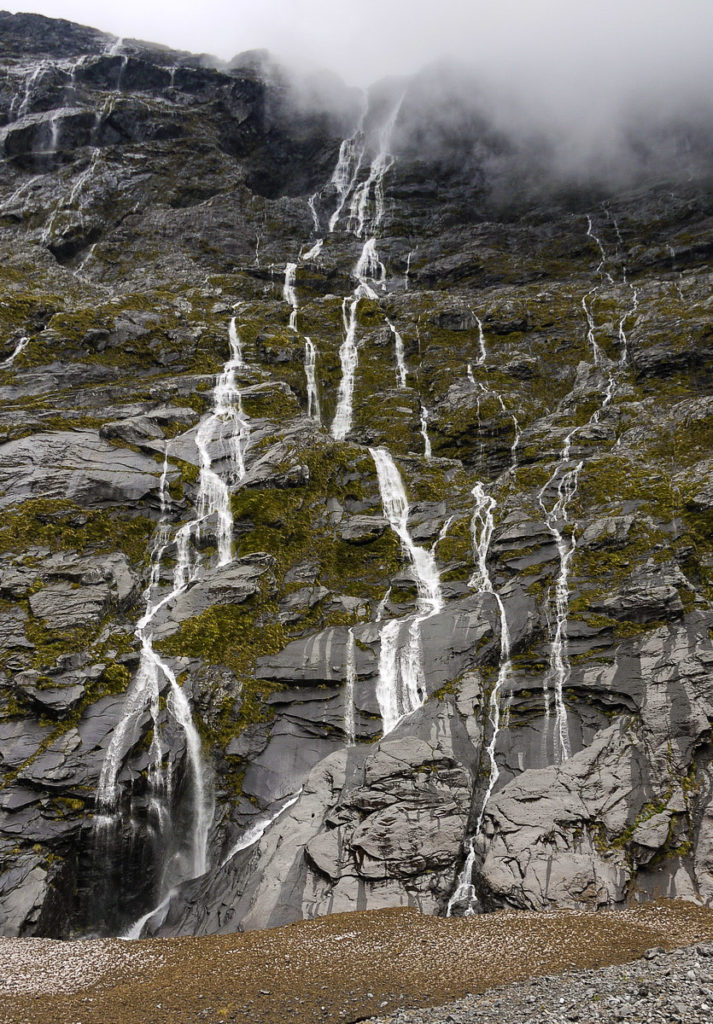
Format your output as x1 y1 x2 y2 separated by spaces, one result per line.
304 337 321 423
538 456 578 764
370 447 443 735
331 296 360 441
386 318 408 387
283 262 298 332
331 237 386 440
221 791 302 867
420 405 432 460
344 629 357 745
97 318 250 906
404 250 414 290
307 193 321 234
328 104 367 232
348 94 404 238
354 237 386 293
447 484 511 917
1 336 29 368
474 314 487 366
302 238 323 261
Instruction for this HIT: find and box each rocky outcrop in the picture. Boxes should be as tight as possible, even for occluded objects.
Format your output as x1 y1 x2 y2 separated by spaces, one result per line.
1 11 713 939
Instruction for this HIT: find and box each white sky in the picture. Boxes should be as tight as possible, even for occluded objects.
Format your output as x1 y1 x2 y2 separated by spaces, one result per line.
6 0 713 95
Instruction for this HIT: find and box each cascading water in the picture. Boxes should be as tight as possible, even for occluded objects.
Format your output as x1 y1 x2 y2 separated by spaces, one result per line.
347 94 405 238
281 243 324 421
1 336 29 368
354 236 386 294
220 791 303 867
386 317 408 388
538 445 579 764
331 236 387 441
420 405 432 459
302 238 323 261
370 447 443 735
343 628 357 746
404 250 413 290
536 213 634 764
446 483 512 916
304 338 321 423
327 105 367 233
466 315 520 469
331 295 361 442
308 192 321 234
474 314 487 366
283 262 298 332
10 60 48 120
96 317 250 934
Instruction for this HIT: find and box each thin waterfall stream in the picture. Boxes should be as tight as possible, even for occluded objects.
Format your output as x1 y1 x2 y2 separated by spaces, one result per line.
538 212 638 763
369 447 443 735
95 317 250 935
446 483 512 916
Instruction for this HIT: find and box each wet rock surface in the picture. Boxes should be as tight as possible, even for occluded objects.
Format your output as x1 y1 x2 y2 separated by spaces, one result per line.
1 11 713 940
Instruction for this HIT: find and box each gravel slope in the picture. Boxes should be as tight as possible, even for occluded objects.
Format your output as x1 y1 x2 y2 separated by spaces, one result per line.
363 943 713 1024
2 901 713 1024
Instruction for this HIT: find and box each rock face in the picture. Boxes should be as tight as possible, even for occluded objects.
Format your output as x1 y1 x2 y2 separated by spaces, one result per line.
1 12 713 938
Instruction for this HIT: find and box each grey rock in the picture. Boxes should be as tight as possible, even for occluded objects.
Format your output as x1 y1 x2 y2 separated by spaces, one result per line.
153 554 276 637
339 515 388 543
0 431 175 508
29 581 112 629
0 719 53 770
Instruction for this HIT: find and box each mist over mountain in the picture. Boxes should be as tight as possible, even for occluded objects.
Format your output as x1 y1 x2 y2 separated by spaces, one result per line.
1 9 713 951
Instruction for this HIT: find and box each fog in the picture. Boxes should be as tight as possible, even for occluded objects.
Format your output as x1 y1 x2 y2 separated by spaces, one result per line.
7 0 713 185
8 0 713 98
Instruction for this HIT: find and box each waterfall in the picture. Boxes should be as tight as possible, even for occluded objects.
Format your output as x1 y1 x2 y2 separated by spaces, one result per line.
510 414 521 469
618 282 639 366
331 237 386 441
11 61 48 120
420 405 432 459
282 248 323 422
327 104 367 232
283 262 298 332
538 426 579 765
220 791 303 868
404 250 413 290
467 316 522 472
96 318 250 928
302 238 323 261
347 93 405 237
179 314 249 569
446 483 512 917
1 336 29 368
344 628 357 746
122 888 175 940
304 338 321 423
370 447 443 735
536 212 637 763
331 296 360 442
474 314 487 366
307 192 321 233
386 318 408 388
586 214 615 285
354 236 386 293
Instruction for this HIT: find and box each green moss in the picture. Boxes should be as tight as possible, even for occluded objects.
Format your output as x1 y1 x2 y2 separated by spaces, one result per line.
159 602 285 678
0 498 153 565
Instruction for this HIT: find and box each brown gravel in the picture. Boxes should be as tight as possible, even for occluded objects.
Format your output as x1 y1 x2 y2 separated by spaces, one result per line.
2 901 713 1024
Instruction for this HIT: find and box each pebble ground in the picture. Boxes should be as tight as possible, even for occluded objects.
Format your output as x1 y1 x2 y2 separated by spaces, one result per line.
2 901 713 1024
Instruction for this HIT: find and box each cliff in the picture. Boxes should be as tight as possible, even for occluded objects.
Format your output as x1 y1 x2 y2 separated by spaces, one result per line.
1 12 713 938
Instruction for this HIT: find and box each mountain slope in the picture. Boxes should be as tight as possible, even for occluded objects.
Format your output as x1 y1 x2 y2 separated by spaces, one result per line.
1 13 713 938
